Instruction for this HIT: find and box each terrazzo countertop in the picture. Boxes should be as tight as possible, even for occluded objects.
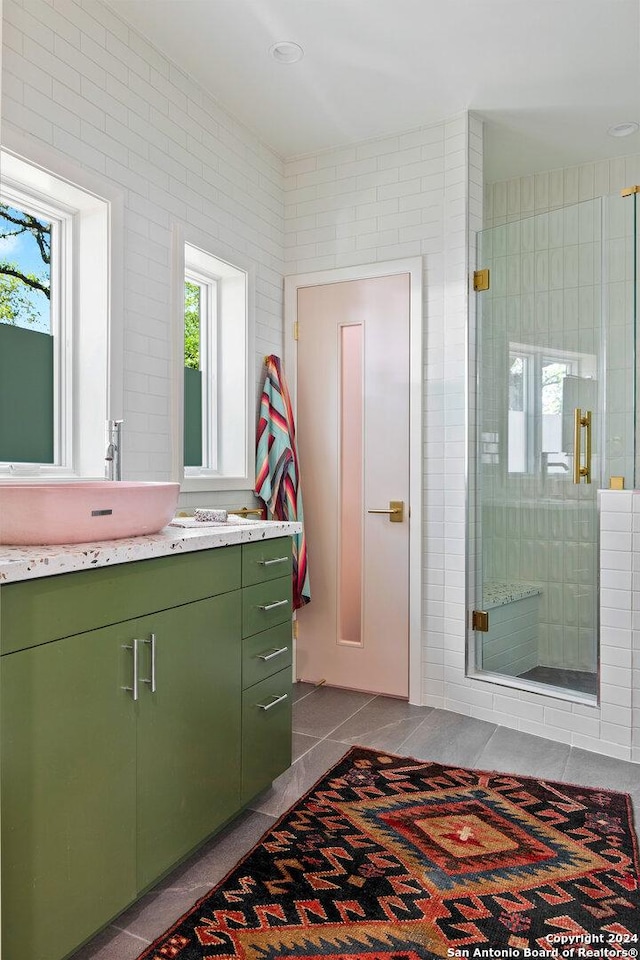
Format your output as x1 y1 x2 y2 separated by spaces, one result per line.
483 580 541 609
0 519 302 585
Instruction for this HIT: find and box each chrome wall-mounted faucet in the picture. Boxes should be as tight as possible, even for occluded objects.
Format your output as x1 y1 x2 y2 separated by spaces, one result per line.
105 420 124 480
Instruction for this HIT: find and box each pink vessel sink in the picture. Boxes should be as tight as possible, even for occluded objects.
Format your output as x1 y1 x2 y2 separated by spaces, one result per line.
0 481 181 545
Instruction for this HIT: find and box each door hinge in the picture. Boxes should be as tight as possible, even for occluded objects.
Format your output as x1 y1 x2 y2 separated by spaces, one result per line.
471 610 489 632
621 185 640 197
473 268 490 292
292 619 298 639
293 321 299 340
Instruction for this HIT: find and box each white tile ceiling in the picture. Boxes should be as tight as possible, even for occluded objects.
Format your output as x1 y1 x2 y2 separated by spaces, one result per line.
106 0 640 179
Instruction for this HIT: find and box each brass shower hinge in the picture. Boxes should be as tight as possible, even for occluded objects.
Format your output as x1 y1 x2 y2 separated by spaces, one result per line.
471 610 489 632
473 268 490 292
621 185 640 197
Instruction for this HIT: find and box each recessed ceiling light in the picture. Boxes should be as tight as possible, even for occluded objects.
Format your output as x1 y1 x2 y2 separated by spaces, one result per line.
607 121 639 138
269 41 304 64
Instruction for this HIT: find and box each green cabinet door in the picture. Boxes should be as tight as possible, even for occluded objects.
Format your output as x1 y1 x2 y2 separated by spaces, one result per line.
135 593 242 890
1 627 137 960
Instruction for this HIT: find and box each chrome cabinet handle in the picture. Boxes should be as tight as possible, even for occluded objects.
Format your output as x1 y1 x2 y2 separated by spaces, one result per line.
141 633 157 693
257 693 289 711
257 646 289 662
122 638 139 701
258 599 289 611
258 557 289 566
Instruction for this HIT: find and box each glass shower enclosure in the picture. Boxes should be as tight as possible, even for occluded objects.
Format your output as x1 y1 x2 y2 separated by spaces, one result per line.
469 192 637 701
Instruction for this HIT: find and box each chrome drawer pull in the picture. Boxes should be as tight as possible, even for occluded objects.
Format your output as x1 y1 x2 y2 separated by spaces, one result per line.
141 633 157 693
257 646 288 662
257 693 289 711
258 557 289 566
122 638 139 701
258 599 289 612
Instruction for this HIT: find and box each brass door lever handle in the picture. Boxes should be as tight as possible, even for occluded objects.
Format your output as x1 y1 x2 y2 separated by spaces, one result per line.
367 500 404 522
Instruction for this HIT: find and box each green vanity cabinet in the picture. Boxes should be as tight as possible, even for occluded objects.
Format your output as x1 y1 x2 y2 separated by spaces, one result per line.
135 593 241 890
0 537 293 960
2 622 138 960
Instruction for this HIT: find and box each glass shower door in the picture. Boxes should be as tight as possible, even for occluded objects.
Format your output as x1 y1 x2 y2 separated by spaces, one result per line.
471 196 634 700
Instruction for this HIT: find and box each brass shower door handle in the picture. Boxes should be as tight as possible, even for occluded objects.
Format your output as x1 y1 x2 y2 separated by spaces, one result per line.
573 408 592 484
367 500 404 522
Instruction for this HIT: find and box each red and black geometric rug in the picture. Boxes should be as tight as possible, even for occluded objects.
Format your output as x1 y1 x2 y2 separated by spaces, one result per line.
137 747 640 959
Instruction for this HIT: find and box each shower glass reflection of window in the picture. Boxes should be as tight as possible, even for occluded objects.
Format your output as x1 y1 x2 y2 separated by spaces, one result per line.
541 360 571 475
508 353 528 473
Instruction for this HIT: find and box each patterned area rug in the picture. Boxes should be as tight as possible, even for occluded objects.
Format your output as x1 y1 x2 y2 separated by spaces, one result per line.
137 747 640 959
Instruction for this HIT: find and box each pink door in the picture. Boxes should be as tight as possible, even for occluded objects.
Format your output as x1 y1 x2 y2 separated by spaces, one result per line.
295 274 410 698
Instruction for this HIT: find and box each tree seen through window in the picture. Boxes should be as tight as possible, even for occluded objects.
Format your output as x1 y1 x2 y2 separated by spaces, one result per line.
184 280 201 370
0 202 51 332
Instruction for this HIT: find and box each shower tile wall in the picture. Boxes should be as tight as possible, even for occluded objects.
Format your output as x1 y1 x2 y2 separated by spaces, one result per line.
479 203 601 672
484 155 640 229
485 154 640 486
480 154 639 673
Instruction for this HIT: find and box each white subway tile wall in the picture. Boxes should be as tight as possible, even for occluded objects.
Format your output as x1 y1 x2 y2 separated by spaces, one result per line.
2 0 285 484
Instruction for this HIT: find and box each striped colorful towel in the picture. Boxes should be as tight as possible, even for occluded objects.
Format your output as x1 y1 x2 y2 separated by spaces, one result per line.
255 355 310 609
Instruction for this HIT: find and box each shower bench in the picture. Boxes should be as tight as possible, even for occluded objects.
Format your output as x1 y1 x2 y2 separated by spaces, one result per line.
481 580 541 677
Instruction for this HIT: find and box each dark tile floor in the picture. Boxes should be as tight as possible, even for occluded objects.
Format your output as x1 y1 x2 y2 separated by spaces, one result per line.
71 683 640 960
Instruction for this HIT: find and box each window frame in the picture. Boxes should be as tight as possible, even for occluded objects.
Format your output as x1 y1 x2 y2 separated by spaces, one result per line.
0 182 72 474
0 142 120 482
173 229 255 493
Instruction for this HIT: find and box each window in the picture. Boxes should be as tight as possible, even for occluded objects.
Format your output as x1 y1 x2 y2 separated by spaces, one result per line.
0 150 112 479
0 192 61 466
183 271 217 470
179 241 253 490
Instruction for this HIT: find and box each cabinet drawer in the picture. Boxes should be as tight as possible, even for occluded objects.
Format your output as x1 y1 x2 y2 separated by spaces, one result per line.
242 538 292 587
242 621 292 690
242 576 292 638
242 667 292 802
1 546 241 655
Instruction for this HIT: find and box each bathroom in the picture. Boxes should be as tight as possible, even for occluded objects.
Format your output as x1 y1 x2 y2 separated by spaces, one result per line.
1 1 640 957
2 0 640 759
